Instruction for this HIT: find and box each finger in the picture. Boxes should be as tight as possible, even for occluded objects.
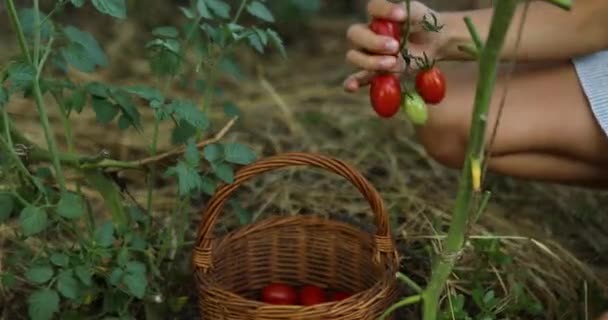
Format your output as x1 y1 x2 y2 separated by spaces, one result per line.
346 23 400 54
346 49 399 72
343 70 376 92
367 0 407 21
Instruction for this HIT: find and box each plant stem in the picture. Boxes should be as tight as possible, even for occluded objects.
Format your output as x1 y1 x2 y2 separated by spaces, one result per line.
146 116 160 214
396 272 423 294
4 0 32 64
421 1 519 319
232 0 249 24
545 0 572 10
379 295 422 320
33 0 41 64
0 134 45 194
32 36 67 192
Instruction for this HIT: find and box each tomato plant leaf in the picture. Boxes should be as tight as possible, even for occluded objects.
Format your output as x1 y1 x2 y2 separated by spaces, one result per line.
125 261 146 275
200 176 217 195
266 28 286 58
28 288 59 320
94 221 115 248
0 87 9 107
19 206 48 236
123 272 147 299
70 0 85 7
18 8 54 40
164 161 203 196
152 26 179 38
205 0 230 18
184 138 200 166
171 120 197 145
50 253 70 267
24 266 54 284
223 143 256 165
125 85 164 104
57 192 86 220
179 6 195 19
91 0 126 19
65 87 87 113
167 99 209 130
222 101 241 117
112 89 142 130
0 193 15 222
83 170 129 227
91 97 119 124
203 144 222 162
60 43 97 73
7 62 36 92
246 1 274 22
74 265 92 286
108 268 124 286
212 162 234 184
247 33 264 54
196 0 212 19
62 26 108 69
57 269 79 300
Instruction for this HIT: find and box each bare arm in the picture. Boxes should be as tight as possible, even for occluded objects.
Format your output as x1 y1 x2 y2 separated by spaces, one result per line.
438 0 608 61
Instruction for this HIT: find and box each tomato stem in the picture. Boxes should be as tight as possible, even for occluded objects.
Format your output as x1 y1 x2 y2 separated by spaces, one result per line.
420 1 519 319
544 0 572 10
464 16 483 51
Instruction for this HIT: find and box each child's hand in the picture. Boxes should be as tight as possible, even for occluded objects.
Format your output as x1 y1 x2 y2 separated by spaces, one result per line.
344 0 444 92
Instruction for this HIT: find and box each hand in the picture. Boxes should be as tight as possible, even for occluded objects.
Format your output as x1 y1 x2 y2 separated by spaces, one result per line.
344 0 444 92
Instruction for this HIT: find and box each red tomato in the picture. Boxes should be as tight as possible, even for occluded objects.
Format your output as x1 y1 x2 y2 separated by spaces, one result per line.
370 74 402 118
330 291 352 301
261 283 297 305
299 285 326 306
369 18 402 42
415 67 446 104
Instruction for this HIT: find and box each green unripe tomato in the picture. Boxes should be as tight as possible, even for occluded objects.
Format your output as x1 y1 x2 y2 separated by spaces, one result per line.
402 92 428 125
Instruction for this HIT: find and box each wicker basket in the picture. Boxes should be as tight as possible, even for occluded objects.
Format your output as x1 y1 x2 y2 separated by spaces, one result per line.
192 152 401 319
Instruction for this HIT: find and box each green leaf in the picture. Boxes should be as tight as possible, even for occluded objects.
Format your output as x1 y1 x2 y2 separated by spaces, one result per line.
57 192 86 219
25 266 54 284
125 261 146 275
18 8 54 40
223 143 256 165
0 193 15 222
19 206 48 236
91 97 119 124
94 221 115 248
223 101 241 117
74 265 92 286
66 87 87 113
91 0 126 19
70 0 85 7
184 139 200 166
148 45 182 77
253 27 269 46
164 162 203 196
247 33 264 54
50 253 70 267
203 144 222 162
0 86 9 107
246 1 274 22
125 85 164 103
212 163 234 184
63 26 108 69
200 176 216 195
171 120 197 145
57 269 79 300
152 26 179 38
123 272 147 299
196 0 212 19
266 28 286 58
83 170 129 228
167 100 209 130
108 268 124 286
7 62 36 91
87 82 110 98
60 43 97 73
205 0 230 18
179 6 195 19
28 289 59 320
112 89 141 129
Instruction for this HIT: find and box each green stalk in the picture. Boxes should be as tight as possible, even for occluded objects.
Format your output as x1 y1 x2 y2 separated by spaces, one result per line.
545 0 572 10
145 116 160 214
32 36 67 192
232 0 249 24
4 0 32 64
421 1 519 319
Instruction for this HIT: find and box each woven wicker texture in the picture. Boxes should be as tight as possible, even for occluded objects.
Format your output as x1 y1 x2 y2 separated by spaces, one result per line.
193 152 401 319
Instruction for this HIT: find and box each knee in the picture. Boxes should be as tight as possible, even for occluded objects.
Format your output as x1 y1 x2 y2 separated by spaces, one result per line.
416 120 467 170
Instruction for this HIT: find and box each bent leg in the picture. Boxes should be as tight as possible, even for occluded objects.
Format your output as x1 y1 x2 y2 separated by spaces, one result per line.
415 60 608 187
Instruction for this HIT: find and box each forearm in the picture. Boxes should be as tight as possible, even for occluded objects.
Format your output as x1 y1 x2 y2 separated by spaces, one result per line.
437 0 608 61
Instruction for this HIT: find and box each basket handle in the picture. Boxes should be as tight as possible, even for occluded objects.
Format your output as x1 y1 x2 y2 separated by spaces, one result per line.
193 152 397 271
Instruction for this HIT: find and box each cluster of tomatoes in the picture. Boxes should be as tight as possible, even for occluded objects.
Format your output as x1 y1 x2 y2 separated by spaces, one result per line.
368 18 446 124
260 282 352 306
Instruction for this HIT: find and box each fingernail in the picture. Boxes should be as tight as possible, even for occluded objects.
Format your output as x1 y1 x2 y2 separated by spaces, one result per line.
392 7 406 20
380 57 396 68
385 40 399 52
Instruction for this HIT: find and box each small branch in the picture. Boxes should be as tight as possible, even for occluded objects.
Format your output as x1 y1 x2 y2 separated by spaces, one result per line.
232 0 249 24
544 0 572 10
472 190 491 224
396 272 423 294
379 294 422 320
464 16 483 51
4 0 32 64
